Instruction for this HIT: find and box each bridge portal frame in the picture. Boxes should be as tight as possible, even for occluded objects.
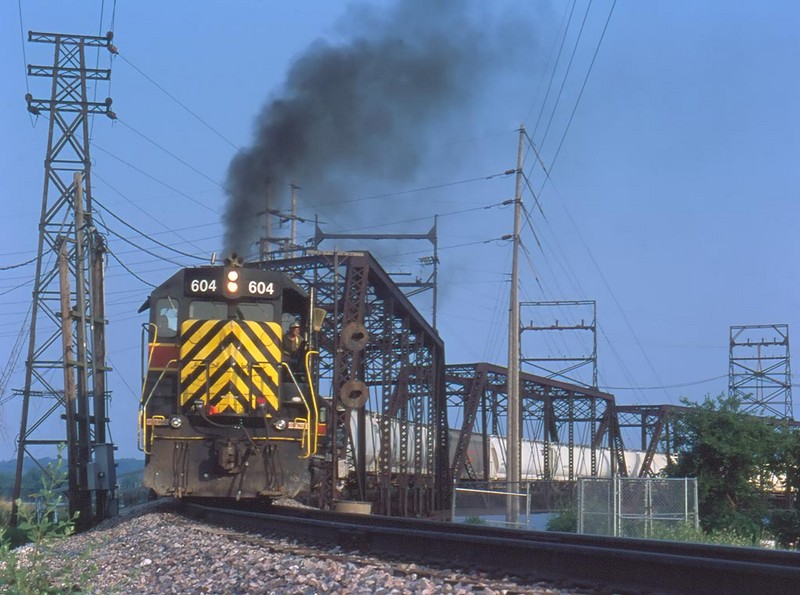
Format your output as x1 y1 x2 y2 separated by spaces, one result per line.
265 251 449 517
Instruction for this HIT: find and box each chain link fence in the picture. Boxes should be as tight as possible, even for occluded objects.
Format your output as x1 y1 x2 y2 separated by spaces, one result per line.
578 477 698 538
451 480 576 530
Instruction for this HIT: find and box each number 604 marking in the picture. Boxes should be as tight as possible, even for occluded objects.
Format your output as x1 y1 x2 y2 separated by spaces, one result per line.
248 281 274 295
190 279 216 292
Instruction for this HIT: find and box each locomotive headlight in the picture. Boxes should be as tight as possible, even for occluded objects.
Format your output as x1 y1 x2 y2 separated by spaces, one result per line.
169 415 182 429
226 270 240 294
273 419 287 431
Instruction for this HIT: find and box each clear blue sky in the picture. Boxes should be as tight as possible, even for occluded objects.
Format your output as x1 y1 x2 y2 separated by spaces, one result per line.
1 1 797 459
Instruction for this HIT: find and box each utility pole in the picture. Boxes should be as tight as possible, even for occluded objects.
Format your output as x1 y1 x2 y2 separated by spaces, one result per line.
507 125 524 524
259 180 307 260
260 178 273 261
290 182 299 257
12 31 117 529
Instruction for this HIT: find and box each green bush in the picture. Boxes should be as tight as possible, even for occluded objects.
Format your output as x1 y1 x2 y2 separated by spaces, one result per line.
546 508 577 532
0 447 94 593
766 510 800 550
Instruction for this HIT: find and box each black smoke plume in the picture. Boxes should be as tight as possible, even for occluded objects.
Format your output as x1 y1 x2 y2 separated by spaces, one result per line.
223 0 531 256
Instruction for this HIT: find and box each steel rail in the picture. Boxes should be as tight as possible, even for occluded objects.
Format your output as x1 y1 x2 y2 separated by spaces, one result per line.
181 503 800 594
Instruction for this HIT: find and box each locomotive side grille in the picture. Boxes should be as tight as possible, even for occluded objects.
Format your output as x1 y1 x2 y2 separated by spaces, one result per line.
179 320 282 414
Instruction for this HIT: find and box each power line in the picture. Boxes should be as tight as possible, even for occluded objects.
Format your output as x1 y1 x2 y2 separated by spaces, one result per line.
392 237 501 259
92 171 213 255
526 0 577 131
94 198 207 261
106 248 156 288
549 0 617 171
520 202 543 251
314 171 517 208
344 200 511 233
0 256 37 271
115 52 242 153
105 354 138 401
545 187 668 401
601 375 728 391
116 118 225 189
96 221 187 268
16 0 36 128
16 0 29 95
91 143 218 214
520 171 546 220
0 304 31 413
0 278 32 297
520 110 657 404
109 0 117 32
539 0 595 152
520 50 662 403
90 0 111 140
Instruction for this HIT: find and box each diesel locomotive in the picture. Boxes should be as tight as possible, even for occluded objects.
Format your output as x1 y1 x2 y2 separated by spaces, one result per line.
138 258 326 500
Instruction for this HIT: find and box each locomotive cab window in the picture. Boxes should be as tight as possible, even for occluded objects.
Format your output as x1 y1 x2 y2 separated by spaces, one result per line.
155 298 178 338
235 303 275 322
281 311 302 333
189 301 228 320
281 287 307 332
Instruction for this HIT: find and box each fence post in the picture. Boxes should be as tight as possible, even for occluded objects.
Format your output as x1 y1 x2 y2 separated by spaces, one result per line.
684 477 689 526
451 477 457 523
526 482 530 529
645 479 652 538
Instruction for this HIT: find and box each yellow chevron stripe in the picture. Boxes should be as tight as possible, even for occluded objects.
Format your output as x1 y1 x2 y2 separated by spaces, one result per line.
252 362 279 410
180 321 225 400
215 392 244 414
179 320 282 413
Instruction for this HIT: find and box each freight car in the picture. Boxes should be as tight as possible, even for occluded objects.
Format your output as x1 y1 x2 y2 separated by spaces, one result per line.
138 257 326 500
351 413 668 481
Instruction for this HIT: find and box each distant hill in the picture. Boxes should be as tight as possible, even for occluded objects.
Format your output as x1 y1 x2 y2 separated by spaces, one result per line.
0 457 144 475
116 458 145 476
0 457 144 500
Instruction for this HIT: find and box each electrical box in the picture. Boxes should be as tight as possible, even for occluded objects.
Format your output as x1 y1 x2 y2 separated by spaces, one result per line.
86 443 117 491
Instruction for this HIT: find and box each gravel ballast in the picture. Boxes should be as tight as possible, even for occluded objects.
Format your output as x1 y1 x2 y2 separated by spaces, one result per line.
15 501 587 594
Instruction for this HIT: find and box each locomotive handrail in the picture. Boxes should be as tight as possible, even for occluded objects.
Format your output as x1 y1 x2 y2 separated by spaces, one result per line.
304 350 320 455
141 322 157 397
138 358 178 454
280 361 316 458
138 322 157 453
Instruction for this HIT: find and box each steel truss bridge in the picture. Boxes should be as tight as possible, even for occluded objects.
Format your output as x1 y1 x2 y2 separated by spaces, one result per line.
266 251 694 517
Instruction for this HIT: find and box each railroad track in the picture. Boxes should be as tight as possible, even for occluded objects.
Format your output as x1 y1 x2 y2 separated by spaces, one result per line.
182 502 800 594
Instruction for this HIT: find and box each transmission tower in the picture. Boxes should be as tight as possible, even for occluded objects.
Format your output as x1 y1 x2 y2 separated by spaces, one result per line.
12 31 118 529
729 324 793 420
520 300 598 388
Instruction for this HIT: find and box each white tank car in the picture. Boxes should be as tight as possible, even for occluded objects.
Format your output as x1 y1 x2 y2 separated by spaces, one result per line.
350 412 668 480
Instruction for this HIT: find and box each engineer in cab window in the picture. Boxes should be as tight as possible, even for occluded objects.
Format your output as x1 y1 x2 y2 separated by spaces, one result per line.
282 320 303 365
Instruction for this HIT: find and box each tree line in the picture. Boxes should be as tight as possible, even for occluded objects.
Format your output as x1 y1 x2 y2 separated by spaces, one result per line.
665 394 800 548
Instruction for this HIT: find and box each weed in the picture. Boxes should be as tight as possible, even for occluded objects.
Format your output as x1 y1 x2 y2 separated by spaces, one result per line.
0 446 96 593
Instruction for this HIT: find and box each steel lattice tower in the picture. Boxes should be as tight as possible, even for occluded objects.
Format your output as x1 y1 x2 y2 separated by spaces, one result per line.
12 31 117 529
729 324 793 420
520 300 598 388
